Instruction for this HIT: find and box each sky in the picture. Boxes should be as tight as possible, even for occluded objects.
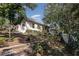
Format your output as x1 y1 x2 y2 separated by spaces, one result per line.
26 3 47 24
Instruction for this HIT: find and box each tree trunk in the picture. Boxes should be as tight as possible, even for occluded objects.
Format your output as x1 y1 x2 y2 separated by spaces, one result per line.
8 25 11 40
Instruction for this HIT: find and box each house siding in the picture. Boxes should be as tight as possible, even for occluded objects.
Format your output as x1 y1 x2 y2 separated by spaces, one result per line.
16 21 43 33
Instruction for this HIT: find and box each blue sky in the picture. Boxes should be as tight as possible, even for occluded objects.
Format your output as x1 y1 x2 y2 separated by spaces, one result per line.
26 3 47 24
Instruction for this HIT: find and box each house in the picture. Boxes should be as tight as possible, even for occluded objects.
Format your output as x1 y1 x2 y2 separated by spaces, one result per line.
16 18 49 33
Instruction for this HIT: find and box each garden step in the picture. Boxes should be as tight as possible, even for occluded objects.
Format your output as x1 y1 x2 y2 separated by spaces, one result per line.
0 43 31 56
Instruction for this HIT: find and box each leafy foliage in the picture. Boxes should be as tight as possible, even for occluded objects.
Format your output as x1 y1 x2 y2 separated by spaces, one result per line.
43 3 79 55
0 3 37 39
0 3 37 25
44 3 79 35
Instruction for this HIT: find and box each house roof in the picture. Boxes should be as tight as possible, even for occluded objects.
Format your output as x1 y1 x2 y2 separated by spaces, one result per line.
26 18 49 27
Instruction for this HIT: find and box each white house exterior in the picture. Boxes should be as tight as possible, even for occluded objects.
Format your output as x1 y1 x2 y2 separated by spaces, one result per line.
16 18 44 33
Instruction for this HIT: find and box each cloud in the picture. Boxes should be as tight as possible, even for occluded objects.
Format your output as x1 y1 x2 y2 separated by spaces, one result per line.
31 15 41 19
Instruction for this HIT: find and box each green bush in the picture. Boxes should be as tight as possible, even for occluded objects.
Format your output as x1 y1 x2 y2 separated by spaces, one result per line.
0 37 5 45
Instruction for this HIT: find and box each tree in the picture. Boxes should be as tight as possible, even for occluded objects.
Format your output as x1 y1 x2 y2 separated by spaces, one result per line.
0 17 5 28
43 3 79 35
43 4 79 52
0 3 37 40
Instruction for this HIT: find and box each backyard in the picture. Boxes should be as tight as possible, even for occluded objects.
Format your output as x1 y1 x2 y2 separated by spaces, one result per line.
0 29 76 56
0 3 79 56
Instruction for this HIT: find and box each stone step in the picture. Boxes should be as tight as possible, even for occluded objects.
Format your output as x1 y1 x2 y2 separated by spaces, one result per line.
0 43 31 56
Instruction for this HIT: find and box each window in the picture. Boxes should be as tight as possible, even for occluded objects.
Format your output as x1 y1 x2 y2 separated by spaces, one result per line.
37 25 40 29
32 23 35 28
22 23 25 30
29 22 35 28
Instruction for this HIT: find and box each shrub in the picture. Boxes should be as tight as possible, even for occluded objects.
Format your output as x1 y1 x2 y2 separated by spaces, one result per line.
0 37 5 45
